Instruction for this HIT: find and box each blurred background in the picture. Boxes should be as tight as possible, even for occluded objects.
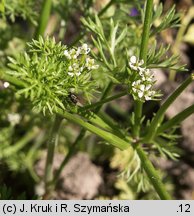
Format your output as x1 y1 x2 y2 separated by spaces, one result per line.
0 0 194 200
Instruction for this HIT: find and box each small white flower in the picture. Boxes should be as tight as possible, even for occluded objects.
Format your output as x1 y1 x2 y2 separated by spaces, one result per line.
76 47 81 56
68 65 73 71
65 45 98 77
67 63 82 77
69 48 78 59
129 55 144 71
91 64 99 70
80 66 84 72
132 80 140 86
76 71 81 76
139 67 145 76
145 90 156 101
68 72 74 77
144 68 150 76
7 113 21 126
68 71 81 77
138 91 143 98
145 95 151 100
130 55 137 64
81 43 90 54
145 84 152 90
147 77 153 82
3 82 10 88
139 84 145 91
64 50 71 59
139 59 144 66
85 57 99 70
129 56 138 71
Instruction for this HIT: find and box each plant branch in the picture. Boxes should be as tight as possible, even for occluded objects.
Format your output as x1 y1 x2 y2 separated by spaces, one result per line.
131 0 172 200
44 115 62 195
169 7 194 80
157 103 194 134
0 128 39 158
2 67 173 200
139 0 153 62
133 0 153 138
80 91 126 111
34 0 52 38
144 76 192 142
135 145 172 200
98 0 115 17
53 129 86 184
57 106 172 200
0 70 27 87
53 82 114 182
56 108 130 150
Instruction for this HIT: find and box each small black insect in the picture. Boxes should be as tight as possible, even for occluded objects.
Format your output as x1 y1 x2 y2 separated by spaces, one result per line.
68 92 79 104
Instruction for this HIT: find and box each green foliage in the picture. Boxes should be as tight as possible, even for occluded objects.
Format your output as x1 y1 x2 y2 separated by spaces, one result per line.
110 147 165 199
151 4 180 35
0 0 5 14
0 0 193 200
7 36 98 115
147 41 187 71
82 15 128 70
82 15 129 87
2 0 39 24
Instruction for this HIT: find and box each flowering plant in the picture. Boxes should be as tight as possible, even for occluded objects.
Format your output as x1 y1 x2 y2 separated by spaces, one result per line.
7 37 99 114
0 0 194 200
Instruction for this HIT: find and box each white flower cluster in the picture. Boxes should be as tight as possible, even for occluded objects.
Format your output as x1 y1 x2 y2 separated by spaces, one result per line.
129 56 156 101
64 44 99 77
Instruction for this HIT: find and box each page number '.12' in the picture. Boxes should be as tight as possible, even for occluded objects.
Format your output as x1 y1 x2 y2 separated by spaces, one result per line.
177 204 191 213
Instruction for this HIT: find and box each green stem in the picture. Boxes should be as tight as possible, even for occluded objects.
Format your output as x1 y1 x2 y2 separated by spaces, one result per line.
0 70 27 87
57 107 171 199
34 0 52 38
1 128 39 158
84 112 115 132
94 82 113 112
74 82 113 147
132 101 143 137
139 0 153 62
169 7 194 80
80 91 126 111
136 145 172 200
26 132 46 182
56 107 171 199
133 0 153 138
132 0 172 199
144 76 192 142
98 111 133 141
48 82 114 184
56 108 130 150
44 115 62 195
98 0 115 17
53 129 85 184
157 103 194 134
